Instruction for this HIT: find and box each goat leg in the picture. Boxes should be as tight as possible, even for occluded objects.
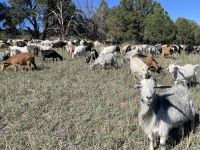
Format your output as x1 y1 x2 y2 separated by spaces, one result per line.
160 136 167 150
32 61 37 70
28 63 32 71
148 134 154 150
14 65 18 72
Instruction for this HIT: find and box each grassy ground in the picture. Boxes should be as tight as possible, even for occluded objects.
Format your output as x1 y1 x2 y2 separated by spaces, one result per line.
0 48 200 150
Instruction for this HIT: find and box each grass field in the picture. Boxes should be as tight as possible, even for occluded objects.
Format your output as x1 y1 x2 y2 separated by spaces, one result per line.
0 48 200 150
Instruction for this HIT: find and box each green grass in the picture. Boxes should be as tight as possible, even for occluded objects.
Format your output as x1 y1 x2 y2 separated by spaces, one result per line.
0 48 200 150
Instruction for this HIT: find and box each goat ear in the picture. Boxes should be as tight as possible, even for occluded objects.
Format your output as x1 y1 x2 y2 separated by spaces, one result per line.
134 84 141 89
145 73 151 79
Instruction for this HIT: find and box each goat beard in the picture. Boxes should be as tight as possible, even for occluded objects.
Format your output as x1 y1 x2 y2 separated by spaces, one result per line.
138 95 157 125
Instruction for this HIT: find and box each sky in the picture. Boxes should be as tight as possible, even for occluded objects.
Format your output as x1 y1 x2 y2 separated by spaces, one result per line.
88 0 200 25
156 0 200 24
0 0 200 25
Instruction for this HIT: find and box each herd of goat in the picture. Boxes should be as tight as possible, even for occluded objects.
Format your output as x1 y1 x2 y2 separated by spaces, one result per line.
0 38 199 150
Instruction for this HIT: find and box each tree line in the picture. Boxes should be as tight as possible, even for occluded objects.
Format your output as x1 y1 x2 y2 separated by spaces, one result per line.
0 0 200 45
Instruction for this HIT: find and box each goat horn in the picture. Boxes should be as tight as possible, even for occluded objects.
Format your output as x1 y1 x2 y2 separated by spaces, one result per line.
156 84 172 89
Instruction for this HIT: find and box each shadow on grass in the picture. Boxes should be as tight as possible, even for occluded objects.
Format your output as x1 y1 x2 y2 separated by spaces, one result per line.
167 113 199 149
191 81 200 87
34 66 51 71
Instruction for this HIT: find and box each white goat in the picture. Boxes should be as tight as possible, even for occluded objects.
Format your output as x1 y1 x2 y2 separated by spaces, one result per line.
100 45 120 54
40 40 54 46
66 44 76 54
168 63 198 86
80 39 85 45
132 44 150 54
93 41 102 47
121 49 140 65
72 45 86 59
129 57 150 79
136 78 195 150
90 53 118 69
10 45 39 56
0 51 10 62
10 46 29 56
27 42 51 52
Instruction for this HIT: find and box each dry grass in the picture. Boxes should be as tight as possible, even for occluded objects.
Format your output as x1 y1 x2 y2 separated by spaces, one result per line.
0 48 200 150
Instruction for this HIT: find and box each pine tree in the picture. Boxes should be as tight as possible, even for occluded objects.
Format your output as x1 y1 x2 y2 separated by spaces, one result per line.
92 0 109 41
143 2 175 43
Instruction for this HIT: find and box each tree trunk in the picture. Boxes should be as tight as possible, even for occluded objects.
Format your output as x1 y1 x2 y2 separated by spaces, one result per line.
41 18 49 40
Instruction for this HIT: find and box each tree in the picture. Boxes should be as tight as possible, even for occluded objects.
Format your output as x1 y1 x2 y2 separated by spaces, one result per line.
120 0 154 14
91 0 109 41
0 2 23 37
8 0 45 39
175 18 196 44
1 0 87 40
194 25 200 45
106 0 155 42
0 2 7 24
49 0 86 40
143 2 175 44
39 0 56 40
76 0 98 40
106 7 139 41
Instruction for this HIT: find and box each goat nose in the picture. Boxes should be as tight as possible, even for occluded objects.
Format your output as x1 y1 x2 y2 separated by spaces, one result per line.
146 96 152 100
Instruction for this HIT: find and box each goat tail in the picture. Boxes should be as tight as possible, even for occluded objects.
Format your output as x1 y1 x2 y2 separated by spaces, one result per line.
194 64 199 70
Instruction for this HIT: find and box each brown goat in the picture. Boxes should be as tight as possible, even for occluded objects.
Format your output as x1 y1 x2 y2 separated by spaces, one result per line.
135 54 162 73
162 46 173 57
0 52 37 72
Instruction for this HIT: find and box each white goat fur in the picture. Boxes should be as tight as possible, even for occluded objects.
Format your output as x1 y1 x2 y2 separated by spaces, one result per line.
66 44 76 54
168 64 198 85
138 78 195 150
90 53 117 69
93 41 102 47
129 57 150 78
10 46 29 56
80 39 85 45
100 45 117 54
121 49 140 65
72 45 86 59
